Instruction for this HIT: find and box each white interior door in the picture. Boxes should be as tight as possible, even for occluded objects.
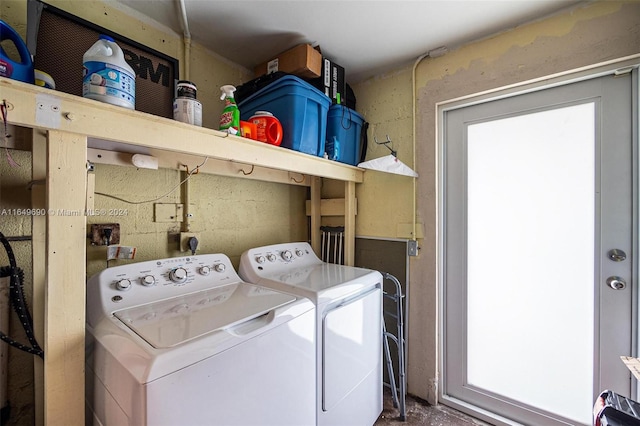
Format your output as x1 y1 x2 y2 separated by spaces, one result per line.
442 70 636 425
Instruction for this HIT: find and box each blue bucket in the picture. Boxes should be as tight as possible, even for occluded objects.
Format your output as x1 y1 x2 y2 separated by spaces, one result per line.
325 105 365 166
0 20 34 84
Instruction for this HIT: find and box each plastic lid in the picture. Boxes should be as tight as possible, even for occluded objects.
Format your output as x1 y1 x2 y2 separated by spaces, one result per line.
99 35 115 42
237 75 329 109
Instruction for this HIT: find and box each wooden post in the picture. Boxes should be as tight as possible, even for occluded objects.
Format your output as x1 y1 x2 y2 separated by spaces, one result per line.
310 177 322 256
44 130 87 425
31 129 46 426
344 181 356 266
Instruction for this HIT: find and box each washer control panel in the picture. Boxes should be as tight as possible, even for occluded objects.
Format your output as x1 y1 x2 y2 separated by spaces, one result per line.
87 254 241 326
239 242 323 282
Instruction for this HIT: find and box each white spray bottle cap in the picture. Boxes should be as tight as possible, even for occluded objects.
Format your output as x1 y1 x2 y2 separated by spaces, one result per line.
220 85 237 100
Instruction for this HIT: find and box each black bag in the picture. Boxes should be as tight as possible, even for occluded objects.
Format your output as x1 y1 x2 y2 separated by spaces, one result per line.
358 120 369 164
235 71 290 104
345 83 356 110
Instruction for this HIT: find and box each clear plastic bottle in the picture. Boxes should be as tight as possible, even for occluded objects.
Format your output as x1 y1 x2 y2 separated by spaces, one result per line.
83 35 136 109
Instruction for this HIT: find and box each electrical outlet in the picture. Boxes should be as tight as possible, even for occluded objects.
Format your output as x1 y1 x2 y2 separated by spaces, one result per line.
179 232 199 252
90 224 120 246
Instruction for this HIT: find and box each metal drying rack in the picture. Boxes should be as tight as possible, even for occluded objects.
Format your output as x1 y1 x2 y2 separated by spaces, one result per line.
382 272 407 421
320 226 345 265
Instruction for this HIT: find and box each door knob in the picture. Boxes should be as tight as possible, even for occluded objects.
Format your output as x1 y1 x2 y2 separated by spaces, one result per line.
607 249 627 262
606 276 626 290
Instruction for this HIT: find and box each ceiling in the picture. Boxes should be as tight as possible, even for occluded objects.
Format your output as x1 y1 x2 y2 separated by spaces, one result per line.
113 0 583 83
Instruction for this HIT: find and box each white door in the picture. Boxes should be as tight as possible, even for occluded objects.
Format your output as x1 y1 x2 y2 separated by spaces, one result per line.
442 70 636 425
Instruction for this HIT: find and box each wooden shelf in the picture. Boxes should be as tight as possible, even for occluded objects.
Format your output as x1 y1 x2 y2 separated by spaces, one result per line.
1 78 364 183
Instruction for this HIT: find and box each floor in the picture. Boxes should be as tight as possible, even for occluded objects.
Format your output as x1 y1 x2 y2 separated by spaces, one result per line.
375 389 490 426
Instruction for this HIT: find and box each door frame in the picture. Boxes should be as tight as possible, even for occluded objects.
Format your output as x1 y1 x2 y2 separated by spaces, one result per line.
436 55 640 425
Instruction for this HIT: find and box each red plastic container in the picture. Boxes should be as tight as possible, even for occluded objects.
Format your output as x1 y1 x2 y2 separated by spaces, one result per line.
249 111 283 146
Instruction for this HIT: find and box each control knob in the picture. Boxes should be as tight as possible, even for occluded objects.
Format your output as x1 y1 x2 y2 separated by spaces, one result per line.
256 255 266 264
214 263 226 273
141 275 155 286
199 266 211 276
295 249 304 257
116 279 132 291
267 253 277 262
169 267 188 283
282 250 293 261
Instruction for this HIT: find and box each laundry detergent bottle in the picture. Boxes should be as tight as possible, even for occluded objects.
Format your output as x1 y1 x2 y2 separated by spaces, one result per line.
0 20 34 84
219 85 240 135
83 35 136 109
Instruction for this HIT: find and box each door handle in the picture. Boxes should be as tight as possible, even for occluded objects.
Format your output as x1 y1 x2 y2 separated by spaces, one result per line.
606 276 626 290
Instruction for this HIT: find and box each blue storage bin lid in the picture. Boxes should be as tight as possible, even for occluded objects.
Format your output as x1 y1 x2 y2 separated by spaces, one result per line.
238 75 329 109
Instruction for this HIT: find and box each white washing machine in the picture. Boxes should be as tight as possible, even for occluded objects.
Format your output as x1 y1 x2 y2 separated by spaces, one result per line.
239 242 383 426
85 253 316 426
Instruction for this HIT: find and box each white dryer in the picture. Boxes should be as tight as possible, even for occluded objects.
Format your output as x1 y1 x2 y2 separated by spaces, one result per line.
239 242 383 426
85 253 315 426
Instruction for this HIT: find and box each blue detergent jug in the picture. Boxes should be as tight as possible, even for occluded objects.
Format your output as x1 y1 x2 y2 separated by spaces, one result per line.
0 20 34 84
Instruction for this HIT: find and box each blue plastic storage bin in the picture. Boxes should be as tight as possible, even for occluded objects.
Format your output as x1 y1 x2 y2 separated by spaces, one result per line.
238 75 331 157
325 104 365 166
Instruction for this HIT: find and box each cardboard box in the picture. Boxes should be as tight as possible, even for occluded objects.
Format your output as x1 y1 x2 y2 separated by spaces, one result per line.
254 44 322 79
306 57 346 105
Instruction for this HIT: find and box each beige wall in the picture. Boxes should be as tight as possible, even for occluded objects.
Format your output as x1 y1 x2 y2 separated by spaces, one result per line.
323 67 419 237
354 0 640 404
86 165 307 277
0 150 35 425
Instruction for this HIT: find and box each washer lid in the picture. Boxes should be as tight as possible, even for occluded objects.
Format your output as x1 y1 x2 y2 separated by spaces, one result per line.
113 282 296 348
257 263 380 303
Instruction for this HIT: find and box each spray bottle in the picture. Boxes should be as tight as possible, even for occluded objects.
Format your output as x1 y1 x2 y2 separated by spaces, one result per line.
219 85 240 135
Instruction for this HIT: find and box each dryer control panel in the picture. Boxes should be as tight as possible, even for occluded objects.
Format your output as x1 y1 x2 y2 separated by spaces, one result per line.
86 254 241 327
239 242 323 282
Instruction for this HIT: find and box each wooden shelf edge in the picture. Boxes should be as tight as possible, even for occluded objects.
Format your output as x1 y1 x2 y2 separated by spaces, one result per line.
2 78 364 183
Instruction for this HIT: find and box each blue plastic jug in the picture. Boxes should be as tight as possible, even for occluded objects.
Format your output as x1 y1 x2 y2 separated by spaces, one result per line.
0 20 34 84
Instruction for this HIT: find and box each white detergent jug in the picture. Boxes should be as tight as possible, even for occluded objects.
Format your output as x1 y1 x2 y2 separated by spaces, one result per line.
83 35 136 109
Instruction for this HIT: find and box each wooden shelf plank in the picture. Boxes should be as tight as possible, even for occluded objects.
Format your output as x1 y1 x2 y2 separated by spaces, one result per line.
2 78 363 183
87 148 311 187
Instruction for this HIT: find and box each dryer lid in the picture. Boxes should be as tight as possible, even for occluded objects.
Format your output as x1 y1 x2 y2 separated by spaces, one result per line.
258 263 380 302
113 282 295 348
